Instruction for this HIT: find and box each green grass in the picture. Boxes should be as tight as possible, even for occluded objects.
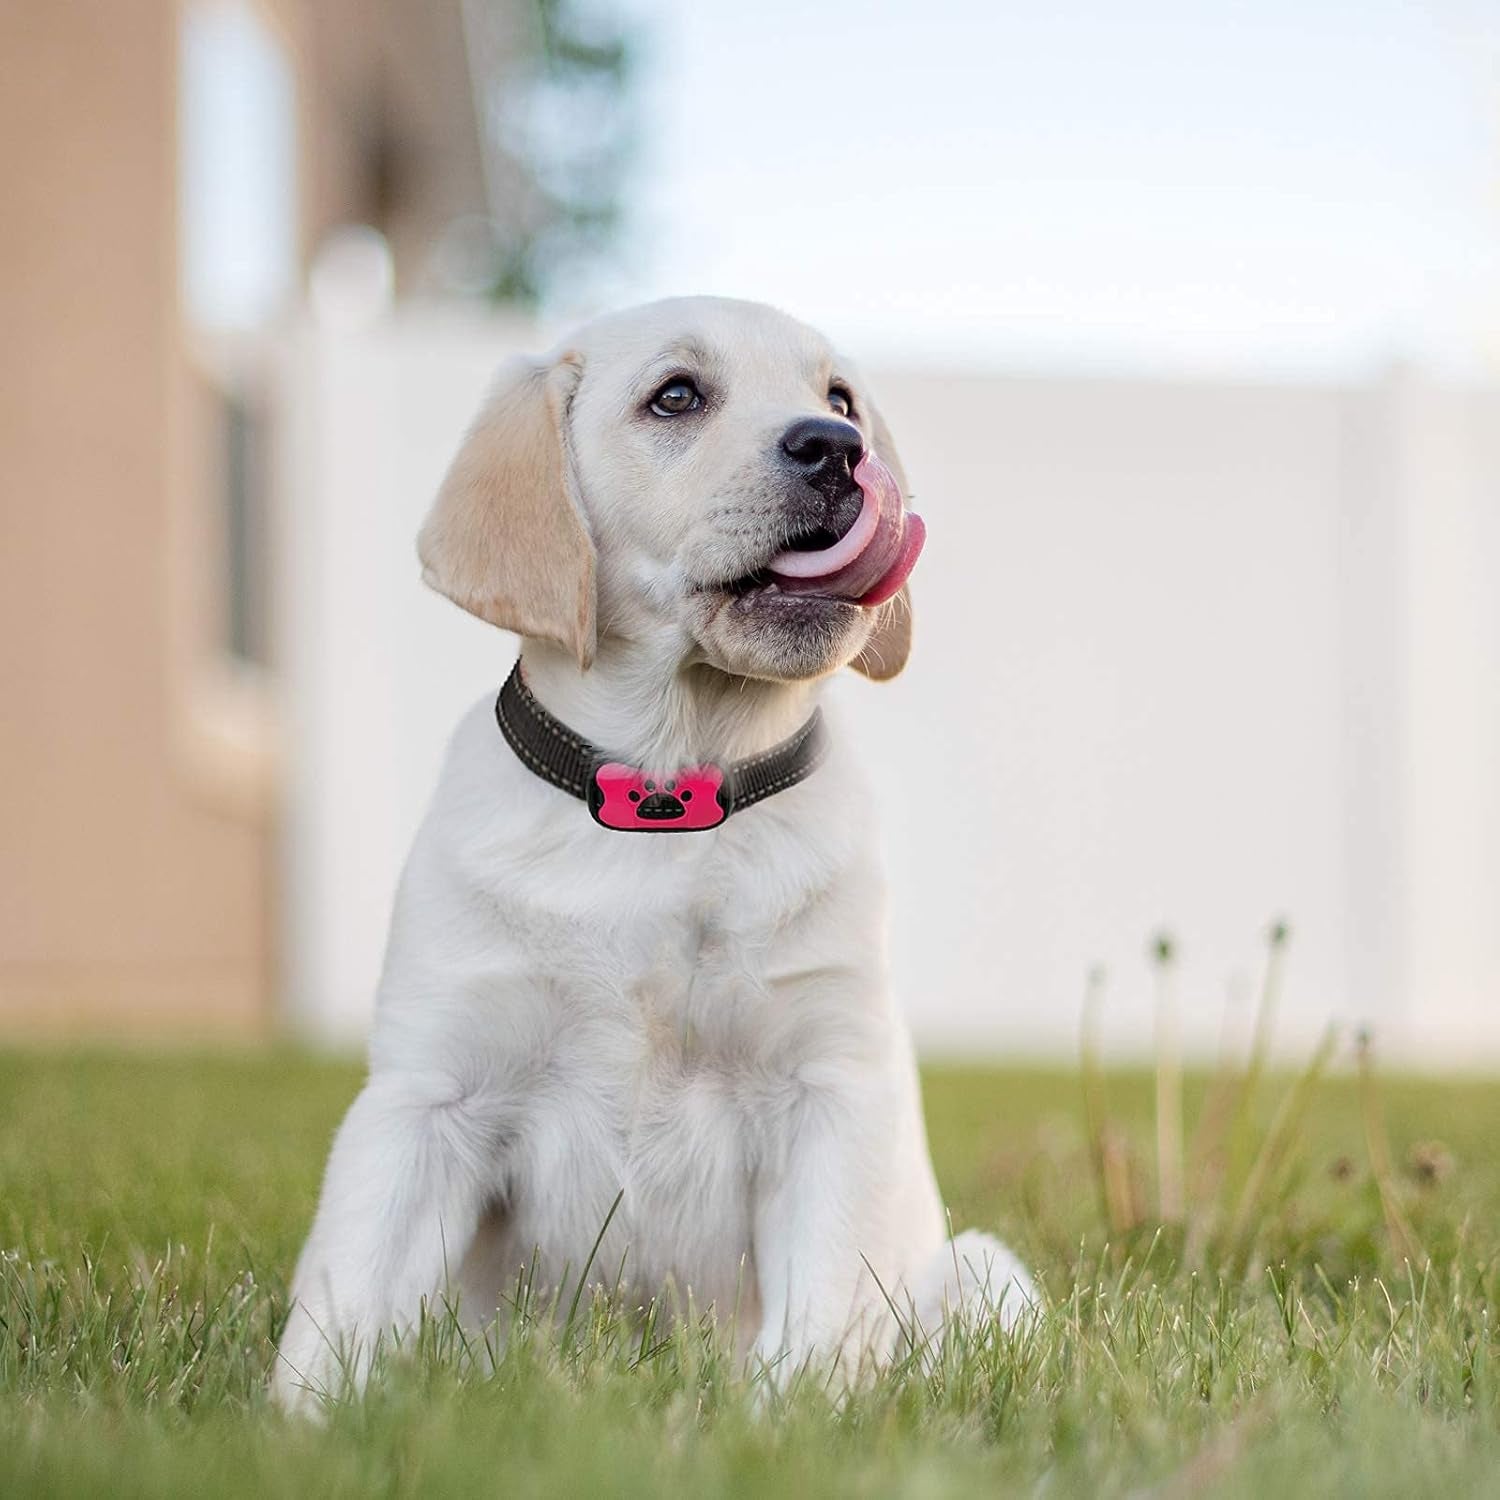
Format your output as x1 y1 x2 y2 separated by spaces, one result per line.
2 1047 1498 1497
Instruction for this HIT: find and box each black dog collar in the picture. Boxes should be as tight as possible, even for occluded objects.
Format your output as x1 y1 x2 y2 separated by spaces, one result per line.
494 661 827 832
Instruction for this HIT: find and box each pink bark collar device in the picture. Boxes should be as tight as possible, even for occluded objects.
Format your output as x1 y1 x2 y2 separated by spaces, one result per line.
494 663 827 832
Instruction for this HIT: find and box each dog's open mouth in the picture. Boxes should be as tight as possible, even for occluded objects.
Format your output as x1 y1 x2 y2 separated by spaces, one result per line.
717 523 844 598
711 453 926 609
781 523 845 553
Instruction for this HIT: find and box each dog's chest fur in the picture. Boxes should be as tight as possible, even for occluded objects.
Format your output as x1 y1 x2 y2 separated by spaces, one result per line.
393 722 879 1321
500 904 773 1314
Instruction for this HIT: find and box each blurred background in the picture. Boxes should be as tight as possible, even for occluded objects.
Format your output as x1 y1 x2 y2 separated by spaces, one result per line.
2 0 1497 1064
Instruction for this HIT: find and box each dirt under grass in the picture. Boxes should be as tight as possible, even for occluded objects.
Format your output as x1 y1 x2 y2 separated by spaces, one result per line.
2 1047 1498 1497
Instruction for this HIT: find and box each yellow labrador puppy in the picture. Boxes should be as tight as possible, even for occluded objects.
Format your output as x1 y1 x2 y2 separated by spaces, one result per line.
275 296 1034 1407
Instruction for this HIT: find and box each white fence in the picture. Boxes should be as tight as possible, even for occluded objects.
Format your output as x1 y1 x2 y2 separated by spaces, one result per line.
275 313 1500 1065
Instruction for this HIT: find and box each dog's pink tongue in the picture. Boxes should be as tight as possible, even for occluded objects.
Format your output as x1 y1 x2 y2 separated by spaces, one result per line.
765 452 925 605
857 510 925 606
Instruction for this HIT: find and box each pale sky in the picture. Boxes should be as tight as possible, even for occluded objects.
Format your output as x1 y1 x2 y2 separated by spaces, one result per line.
584 0 1500 380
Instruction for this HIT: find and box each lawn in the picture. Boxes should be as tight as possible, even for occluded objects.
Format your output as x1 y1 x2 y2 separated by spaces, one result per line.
2 1046 1498 1497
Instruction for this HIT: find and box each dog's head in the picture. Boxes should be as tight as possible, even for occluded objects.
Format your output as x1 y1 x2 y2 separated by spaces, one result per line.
418 296 918 683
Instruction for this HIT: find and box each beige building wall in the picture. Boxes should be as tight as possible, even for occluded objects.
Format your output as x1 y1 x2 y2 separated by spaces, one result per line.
0 0 270 1035
0 0 488 1037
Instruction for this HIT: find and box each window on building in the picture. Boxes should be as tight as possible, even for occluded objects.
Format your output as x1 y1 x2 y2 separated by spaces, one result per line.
178 0 297 332
178 1 295 676
220 384 274 668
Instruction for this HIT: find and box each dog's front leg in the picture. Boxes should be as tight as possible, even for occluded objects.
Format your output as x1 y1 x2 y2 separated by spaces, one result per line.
273 1072 500 1411
750 1086 888 1389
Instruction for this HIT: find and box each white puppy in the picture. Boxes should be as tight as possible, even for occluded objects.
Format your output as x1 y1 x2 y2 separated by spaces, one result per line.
274 297 1034 1407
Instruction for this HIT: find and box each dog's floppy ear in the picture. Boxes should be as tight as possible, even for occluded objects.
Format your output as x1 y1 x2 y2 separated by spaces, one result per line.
418 352 596 668
851 400 914 681
852 586 913 682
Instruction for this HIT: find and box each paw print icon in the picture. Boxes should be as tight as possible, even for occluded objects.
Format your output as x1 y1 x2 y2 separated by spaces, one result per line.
589 763 730 831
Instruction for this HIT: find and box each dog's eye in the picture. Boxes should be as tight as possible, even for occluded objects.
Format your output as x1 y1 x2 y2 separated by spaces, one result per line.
650 379 703 417
828 386 853 418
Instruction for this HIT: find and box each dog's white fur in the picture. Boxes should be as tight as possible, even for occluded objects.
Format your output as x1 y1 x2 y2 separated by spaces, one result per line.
274 297 1034 1408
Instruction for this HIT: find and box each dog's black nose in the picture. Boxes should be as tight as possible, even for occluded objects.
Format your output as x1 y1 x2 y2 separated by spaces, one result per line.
781 416 863 476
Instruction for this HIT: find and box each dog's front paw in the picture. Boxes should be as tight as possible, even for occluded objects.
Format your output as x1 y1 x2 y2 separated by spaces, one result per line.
749 1318 875 1399
271 1355 327 1418
909 1229 1041 1342
272 1300 369 1416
